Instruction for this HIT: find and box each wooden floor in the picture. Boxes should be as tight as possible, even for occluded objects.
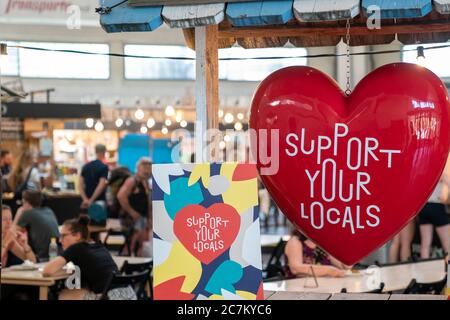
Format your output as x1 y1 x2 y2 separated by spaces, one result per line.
264 291 447 300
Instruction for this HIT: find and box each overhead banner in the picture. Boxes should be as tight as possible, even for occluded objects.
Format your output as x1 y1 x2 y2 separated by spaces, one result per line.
152 163 263 300
0 0 99 26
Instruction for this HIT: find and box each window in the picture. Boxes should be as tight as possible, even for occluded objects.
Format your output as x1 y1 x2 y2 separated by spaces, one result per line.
219 47 307 81
1 41 110 79
402 43 450 79
124 44 307 81
124 45 195 80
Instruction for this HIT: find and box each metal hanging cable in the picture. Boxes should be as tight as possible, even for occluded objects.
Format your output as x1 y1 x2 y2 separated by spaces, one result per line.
5 43 450 61
96 0 129 15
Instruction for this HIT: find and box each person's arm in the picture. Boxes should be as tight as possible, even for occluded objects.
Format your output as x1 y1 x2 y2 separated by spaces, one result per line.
10 231 36 263
43 256 67 276
78 175 89 207
30 168 41 191
328 256 352 270
147 181 152 220
285 237 345 277
88 177 108 203
117 177 141 222
1 230 16 266
13 206 25 226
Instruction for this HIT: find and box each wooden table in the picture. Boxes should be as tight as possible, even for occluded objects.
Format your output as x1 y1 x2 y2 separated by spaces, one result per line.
263 259 447 294
112 256 152 270
260 234 290 247
1 256 152 300
263 291 446 300
1 264 70 300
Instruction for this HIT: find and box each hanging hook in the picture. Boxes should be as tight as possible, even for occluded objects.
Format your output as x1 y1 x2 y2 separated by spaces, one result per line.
345 19 352 96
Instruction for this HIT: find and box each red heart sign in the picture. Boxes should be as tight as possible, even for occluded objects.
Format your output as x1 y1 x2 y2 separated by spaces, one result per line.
250 63 450 265
173 203 240 265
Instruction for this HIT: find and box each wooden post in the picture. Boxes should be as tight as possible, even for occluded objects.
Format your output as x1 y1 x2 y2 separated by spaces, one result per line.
195 24 219 163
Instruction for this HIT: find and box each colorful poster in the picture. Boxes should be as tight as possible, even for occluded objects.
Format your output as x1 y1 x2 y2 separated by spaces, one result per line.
152 163 263 300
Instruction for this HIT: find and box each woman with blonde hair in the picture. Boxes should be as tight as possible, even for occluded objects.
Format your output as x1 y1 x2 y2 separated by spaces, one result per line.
7 151 41 198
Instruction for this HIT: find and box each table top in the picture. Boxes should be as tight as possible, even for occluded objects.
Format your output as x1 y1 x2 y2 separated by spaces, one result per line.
1 256 152 287
112 256 152 269
263 291 446 300
260 234 290 247
263 259 447 294
1 263 70 286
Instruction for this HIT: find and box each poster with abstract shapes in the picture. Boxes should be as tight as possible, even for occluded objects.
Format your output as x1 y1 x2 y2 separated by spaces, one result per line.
152 163 264 300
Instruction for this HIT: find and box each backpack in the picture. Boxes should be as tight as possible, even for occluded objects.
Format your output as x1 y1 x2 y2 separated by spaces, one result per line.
106 166 132 218
88 201 108 226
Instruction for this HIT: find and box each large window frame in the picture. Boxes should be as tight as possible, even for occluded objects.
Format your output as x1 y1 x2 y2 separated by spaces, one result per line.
123 44 308 82
1 41 111 80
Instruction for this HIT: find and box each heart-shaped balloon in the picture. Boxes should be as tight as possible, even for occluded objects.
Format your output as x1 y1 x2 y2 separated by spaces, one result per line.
173 203 240 265
250 63 450 265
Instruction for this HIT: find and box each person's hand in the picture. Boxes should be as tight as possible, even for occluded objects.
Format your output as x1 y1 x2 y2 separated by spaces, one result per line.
329 267 346 278
130 212 141 222
16 230 29 248
4 229 17 250
81 199 90 209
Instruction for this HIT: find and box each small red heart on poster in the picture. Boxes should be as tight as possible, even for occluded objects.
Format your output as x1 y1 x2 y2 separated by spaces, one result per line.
250 63 450 265
173 203 241 265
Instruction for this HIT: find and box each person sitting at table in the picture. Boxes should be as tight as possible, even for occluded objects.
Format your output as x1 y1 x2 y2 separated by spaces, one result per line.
2 205 38 300
1 205 36 267
43 215 118 300
14 190 60 261
284 229 349 278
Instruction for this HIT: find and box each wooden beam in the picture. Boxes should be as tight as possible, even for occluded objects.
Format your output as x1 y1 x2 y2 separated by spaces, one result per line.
218 21 450 38
294 0 360 22
195 25 219 162
130 0 260 6
162 3 224 28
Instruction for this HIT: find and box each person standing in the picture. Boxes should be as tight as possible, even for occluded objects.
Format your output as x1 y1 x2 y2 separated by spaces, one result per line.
117 157 152 256
79 144 109 210
419 173 450 259
388 221 415 263
1 150 13 176
13 190 60 261
1 150 13 192
7 151 41 197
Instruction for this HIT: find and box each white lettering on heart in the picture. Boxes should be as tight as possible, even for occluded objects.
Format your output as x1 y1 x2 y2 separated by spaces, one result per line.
186 212 228 253
285 123 400 234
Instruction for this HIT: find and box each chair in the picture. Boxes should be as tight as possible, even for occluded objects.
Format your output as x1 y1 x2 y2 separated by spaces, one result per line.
120 260 153 299
403 276 447 294
103 229 132 256
340 282 385 294
263 239 287 280
100 271 149 300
